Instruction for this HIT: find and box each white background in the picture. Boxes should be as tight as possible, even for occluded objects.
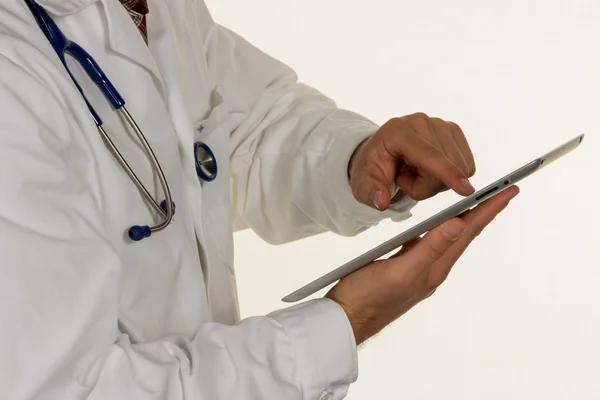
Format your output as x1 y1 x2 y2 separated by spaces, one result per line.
206 1 599 399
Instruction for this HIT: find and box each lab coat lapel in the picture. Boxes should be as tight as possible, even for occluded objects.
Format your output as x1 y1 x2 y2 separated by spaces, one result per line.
99 0 166 99
36 0 97 15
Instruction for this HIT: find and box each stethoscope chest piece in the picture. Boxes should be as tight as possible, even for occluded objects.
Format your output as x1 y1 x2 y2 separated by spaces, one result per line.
25 0 220 242
194 141 217 181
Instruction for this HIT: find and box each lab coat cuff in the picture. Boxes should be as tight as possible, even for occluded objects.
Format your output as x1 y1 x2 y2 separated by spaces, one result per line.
269 298 358 400
325 122 418 227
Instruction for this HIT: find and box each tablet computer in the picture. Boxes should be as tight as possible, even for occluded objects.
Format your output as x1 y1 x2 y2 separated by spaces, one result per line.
282 134 585 303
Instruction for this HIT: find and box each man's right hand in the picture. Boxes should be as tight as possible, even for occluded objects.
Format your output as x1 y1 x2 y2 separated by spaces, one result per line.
326 185 520 345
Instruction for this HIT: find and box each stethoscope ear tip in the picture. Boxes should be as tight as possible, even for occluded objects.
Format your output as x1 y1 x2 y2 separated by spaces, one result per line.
128 225 152 241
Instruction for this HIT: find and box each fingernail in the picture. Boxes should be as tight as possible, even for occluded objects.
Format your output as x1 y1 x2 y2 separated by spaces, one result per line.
442 221 466 241
461 178 475 193
371 190 382 210
389 184 397 196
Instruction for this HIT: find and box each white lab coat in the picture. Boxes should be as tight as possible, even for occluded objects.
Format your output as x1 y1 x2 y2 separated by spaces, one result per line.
0 0 416 398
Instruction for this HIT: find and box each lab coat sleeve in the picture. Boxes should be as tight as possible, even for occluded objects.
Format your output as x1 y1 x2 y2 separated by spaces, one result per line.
202 24 417 243
0 54 357 400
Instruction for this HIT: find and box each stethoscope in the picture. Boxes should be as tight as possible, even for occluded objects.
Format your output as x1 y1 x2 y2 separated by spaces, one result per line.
23 0 218 242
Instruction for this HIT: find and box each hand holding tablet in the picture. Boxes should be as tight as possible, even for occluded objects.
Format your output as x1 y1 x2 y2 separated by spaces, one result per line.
283 134 584 303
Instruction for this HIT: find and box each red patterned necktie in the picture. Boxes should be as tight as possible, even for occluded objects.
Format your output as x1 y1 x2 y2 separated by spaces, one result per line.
119 0 149 43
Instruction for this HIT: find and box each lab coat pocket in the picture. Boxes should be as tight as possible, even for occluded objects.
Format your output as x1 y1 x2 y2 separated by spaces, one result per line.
196 88 226 140
194 88 234 269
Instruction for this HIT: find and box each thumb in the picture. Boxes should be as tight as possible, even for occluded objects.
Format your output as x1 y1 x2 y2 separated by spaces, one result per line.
349 136 400 210
401 218 467 268
353 177 394 211
351 162 397 211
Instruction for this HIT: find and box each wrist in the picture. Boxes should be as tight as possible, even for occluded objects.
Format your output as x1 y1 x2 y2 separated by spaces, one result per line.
326 294 379 345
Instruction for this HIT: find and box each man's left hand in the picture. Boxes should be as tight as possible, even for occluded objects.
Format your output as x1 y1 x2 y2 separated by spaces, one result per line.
348 112 477 210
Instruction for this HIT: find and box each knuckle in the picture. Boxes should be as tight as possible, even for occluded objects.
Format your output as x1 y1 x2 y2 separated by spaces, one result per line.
424 243 445 262
426 279 441 293
448 121 462 132
383 119 409 141
427 267 452 290
468 165 476 177
364 156 382 177
386 117 406 132
458 155 475 177
473 226 486 238
467 224 485 240
412 111 429 120
422 273 442 294
469 160 477 176
389 116 404 126
427 276 445 292
430 117 446 129
408 112 430 129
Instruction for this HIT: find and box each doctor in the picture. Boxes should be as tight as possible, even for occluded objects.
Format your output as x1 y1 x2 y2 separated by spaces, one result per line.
0 0 519 399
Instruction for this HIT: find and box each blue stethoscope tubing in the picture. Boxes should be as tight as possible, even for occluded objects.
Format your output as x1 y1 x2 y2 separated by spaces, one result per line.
24 0 217 241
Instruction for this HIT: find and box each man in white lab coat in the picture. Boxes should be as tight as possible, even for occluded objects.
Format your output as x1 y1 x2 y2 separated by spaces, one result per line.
0 0 519 399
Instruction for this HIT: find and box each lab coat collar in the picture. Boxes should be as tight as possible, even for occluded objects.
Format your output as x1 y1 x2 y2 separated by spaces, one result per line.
99 0 166 98
36 0 166 98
